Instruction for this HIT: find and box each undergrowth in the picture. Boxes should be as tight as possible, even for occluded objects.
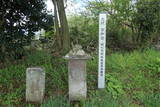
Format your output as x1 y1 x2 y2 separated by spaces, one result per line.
0 49 160 107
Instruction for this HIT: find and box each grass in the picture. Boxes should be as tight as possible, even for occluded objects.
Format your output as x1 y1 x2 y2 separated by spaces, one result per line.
0 49 160 106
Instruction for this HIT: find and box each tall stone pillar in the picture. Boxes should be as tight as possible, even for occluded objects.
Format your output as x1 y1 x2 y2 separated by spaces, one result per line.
64 45 90 101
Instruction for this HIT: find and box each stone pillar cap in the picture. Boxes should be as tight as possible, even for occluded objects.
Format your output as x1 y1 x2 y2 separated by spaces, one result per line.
26 67 44 72
64 45 91 60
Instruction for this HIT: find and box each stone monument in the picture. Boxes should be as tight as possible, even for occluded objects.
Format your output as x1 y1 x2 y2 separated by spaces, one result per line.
26 67 45 103
64 45 90 101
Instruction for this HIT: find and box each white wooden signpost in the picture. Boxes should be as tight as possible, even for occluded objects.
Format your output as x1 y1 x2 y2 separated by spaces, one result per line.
98 12 107 89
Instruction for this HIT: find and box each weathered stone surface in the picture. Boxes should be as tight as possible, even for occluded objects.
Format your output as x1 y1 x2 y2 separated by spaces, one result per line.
64 44 90 59
64 45 90 101
154 38 160 50
68 59 87 100
26 67 45 103
155 44 160 50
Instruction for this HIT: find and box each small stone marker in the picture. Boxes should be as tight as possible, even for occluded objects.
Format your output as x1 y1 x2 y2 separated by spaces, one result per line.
98 12 107 89
155 38 160 50
64 45 90 101
26 67 45 103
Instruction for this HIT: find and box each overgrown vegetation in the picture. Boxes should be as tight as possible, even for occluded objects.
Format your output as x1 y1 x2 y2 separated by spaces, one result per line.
0 0 53 61
0 49 159 106
68 0 160 52
0 0 160 106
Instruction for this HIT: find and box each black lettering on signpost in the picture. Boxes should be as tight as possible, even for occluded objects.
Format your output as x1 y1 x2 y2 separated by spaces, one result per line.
98 13 106 88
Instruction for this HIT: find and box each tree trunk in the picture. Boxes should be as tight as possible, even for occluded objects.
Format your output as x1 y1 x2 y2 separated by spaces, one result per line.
52 0 62 50
52 0 70 55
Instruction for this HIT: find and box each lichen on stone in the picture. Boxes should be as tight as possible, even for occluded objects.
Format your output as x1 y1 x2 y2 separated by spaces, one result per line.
65 44 90 59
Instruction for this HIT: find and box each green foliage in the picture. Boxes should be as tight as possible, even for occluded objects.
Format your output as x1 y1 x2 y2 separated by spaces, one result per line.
0 49 160 106
81 91 130 107
0 0 53 61
87 49 160 106
106 74 124 98
0 65 26 106
133 0 160 43
68 16 99 53
142 93 160 107
107 49 160 105
0 50 68 106
77 0 160 50
86 0 136 49
41 96 70 107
